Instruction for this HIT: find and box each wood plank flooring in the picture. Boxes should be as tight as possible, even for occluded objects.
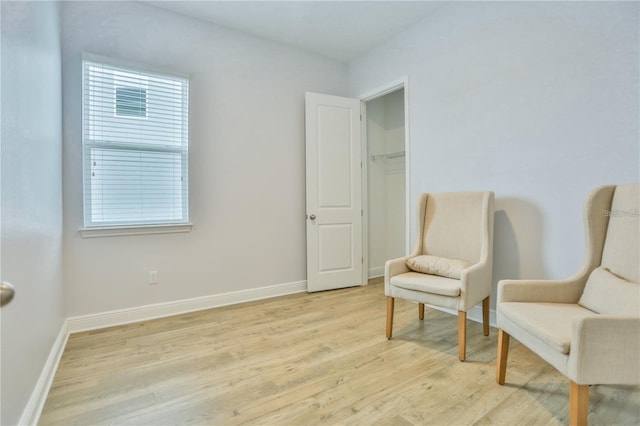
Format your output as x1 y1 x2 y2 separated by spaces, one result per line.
40 281 639 425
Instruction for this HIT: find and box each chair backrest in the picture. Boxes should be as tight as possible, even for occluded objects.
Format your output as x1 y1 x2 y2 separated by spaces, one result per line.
417 191 493 264
579 183 639 315
601 183 639 283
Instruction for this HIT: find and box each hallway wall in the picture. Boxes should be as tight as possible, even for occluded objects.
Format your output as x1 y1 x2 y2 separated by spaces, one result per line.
1 1 65 424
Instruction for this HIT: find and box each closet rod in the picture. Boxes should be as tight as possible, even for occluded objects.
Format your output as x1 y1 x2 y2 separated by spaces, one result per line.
370 150 405 161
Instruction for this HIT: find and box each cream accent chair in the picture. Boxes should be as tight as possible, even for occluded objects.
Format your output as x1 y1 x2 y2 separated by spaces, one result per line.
496 183 640 426
385 191 495 362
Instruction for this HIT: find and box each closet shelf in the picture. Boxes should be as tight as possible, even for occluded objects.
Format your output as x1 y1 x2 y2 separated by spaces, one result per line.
370 150 405 161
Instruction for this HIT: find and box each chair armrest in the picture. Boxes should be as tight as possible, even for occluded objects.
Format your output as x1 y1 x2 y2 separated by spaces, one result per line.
460 259 492 310
497 276 587 304
568 316 640 385
384 257 411 294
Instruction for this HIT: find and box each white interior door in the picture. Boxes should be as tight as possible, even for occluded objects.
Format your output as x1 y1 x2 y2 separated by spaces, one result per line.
305 92 363 292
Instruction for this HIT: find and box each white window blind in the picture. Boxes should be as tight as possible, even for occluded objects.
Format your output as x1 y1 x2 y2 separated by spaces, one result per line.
82 60 189 228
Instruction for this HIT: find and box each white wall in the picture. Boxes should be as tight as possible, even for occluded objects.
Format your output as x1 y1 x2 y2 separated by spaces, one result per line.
383 90 406 260
366 90 406 277
1 1 65 424
61 1 348 316
366 97 388 276
350 1 639 304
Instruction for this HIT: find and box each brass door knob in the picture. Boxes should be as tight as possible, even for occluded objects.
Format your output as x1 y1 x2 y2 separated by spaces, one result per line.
0 282 15 307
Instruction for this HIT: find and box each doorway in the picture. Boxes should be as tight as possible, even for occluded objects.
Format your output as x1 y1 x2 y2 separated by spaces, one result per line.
364 88 407 279
304 82 409 291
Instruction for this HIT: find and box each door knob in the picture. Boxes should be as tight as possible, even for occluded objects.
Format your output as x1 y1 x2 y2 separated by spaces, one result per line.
1 282 15 307
309 214 316 220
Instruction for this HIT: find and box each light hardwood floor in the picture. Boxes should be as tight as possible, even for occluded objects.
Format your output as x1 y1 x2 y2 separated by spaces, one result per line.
40 281 639 425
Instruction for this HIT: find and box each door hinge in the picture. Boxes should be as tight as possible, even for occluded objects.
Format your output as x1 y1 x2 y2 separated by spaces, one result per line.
361 209 363 217
361 257 364 264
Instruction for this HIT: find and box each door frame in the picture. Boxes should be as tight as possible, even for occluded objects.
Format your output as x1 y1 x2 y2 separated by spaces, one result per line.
359 77 411 281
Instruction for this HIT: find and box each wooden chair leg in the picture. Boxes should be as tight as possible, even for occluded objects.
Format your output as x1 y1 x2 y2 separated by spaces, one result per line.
418 303 424 320
457 311 467 361
569 381 589 426
496 329 510 384
482 296 490 336
386 297 394 340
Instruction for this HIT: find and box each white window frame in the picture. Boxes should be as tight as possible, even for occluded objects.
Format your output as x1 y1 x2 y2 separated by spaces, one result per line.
80 55 192 237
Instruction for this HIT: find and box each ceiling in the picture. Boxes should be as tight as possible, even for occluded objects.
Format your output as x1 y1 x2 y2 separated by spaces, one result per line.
144 1 444 62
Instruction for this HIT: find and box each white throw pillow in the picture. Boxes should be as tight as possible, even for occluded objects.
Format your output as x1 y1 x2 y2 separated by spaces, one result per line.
579 266 639 315
406 255 470 279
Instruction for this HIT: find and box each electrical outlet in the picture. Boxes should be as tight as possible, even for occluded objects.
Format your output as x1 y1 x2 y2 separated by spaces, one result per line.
148 270 158 285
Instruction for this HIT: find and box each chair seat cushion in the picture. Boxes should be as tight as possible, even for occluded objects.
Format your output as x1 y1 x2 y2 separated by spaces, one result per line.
500 302 597 354
405 255 470 279
390 272 461 297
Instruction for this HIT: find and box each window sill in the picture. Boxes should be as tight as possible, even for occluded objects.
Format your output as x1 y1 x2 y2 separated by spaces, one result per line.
79 223 193 238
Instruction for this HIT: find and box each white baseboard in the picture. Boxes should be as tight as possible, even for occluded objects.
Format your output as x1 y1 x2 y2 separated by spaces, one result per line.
368 266 384 279
469 304 497 329
67 280 307 333
19 321 69 426
431 304 497 329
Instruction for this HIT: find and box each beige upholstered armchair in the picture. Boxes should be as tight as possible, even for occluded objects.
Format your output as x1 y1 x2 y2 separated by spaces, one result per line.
496 183 639 426
385 191 495 361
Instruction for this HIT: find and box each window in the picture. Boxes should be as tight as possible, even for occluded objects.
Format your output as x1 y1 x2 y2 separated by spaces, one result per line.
115 86 147 118
82 60 189 229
